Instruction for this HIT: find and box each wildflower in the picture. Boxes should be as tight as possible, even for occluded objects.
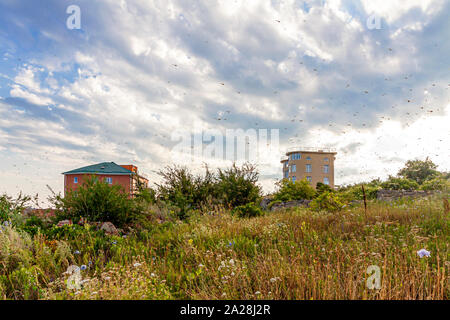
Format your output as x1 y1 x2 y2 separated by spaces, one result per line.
417 249 431 258
221 293 227 297
255 291 261 295
229 259 235 266
198 263 205 268
150 273 156 277
80 265 87 271
112 241 117 245
74 250 80 255
104 276 111 281
133 263 142 267
270 277 281 283
188 239 193 246
122 235 127 238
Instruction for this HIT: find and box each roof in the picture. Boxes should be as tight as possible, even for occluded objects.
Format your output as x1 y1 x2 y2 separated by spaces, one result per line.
62 162 135 175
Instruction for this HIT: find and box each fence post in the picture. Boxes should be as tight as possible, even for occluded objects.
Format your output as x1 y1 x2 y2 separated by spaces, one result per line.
362 185 368 217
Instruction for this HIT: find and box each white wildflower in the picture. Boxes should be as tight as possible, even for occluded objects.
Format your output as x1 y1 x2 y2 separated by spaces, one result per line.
417 249 431 258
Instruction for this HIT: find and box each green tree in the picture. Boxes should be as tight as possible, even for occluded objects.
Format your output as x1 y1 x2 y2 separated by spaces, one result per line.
216 163 262 208
53 175 138 227
272 178 316 202
397 158 439 185
156 165 217 218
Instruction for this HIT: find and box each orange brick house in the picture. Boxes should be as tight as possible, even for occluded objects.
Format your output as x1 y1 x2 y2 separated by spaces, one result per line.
62 162 149 197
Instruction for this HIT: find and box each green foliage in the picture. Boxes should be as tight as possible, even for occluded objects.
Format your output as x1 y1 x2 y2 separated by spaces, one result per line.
22 215 47 236
381 176 419 190
216 163 261 208
156 163 262 217
156 165 217 219
231 202 263 218
0 193 33 227
316 182 333 195
420 175 450 191
310 191 344 212
337 180 382 201
398 158 439 185
272 178 316 202
134 186 157 204
52 176 138 227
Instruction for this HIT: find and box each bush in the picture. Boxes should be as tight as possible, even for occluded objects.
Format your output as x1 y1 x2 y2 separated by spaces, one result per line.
156 165 217 219
338 181 381 202
216 163 262 208
310 191 344 212
0 193 33 227
231 202 263 218
420 176 450 191
381 176 419 190
52 176 139 227
316 182 333 196
272 179 316 202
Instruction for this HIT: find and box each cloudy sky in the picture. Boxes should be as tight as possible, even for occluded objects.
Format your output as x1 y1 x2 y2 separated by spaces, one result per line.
0 0 449 205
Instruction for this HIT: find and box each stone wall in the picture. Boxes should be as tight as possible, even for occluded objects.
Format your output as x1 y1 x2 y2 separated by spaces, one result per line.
260 197 311 211
376 189 438 201
269 199 312 211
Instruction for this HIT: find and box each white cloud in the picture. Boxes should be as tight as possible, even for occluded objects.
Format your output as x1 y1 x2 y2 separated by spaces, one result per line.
0 0 448 203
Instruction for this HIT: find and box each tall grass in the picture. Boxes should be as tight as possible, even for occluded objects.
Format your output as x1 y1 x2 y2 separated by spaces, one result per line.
1 196 448 300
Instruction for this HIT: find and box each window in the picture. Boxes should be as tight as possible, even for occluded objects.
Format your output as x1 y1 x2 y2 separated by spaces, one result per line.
324 157 329 162
105 177 112 184
324 177 330 185
290 153 301 160
306 156 311 161
306 176 312 183
290 164 296 173
292 176 296 182
74 177 78 184
323 165 329 173
284 171 288 178
306 164 312 173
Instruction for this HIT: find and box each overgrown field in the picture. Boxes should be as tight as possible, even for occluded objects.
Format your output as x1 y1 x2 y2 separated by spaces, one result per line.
1 196 448 300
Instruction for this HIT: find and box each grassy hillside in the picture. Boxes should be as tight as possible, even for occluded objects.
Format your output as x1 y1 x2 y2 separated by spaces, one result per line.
1 196 448 300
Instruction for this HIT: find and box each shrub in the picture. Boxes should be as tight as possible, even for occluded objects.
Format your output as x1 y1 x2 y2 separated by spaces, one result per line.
338 182 381 202
52 176 138 227
0 193 33 227
310 191 344 212
272 179 316 202
216 163 262 208
231 202 263 218
316 182 333 195
381 176 419 190
22 215 47 236
156 165 216 219
420 176 450 191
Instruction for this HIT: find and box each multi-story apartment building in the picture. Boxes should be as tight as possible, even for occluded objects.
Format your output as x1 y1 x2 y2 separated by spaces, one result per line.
281 147 337 188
